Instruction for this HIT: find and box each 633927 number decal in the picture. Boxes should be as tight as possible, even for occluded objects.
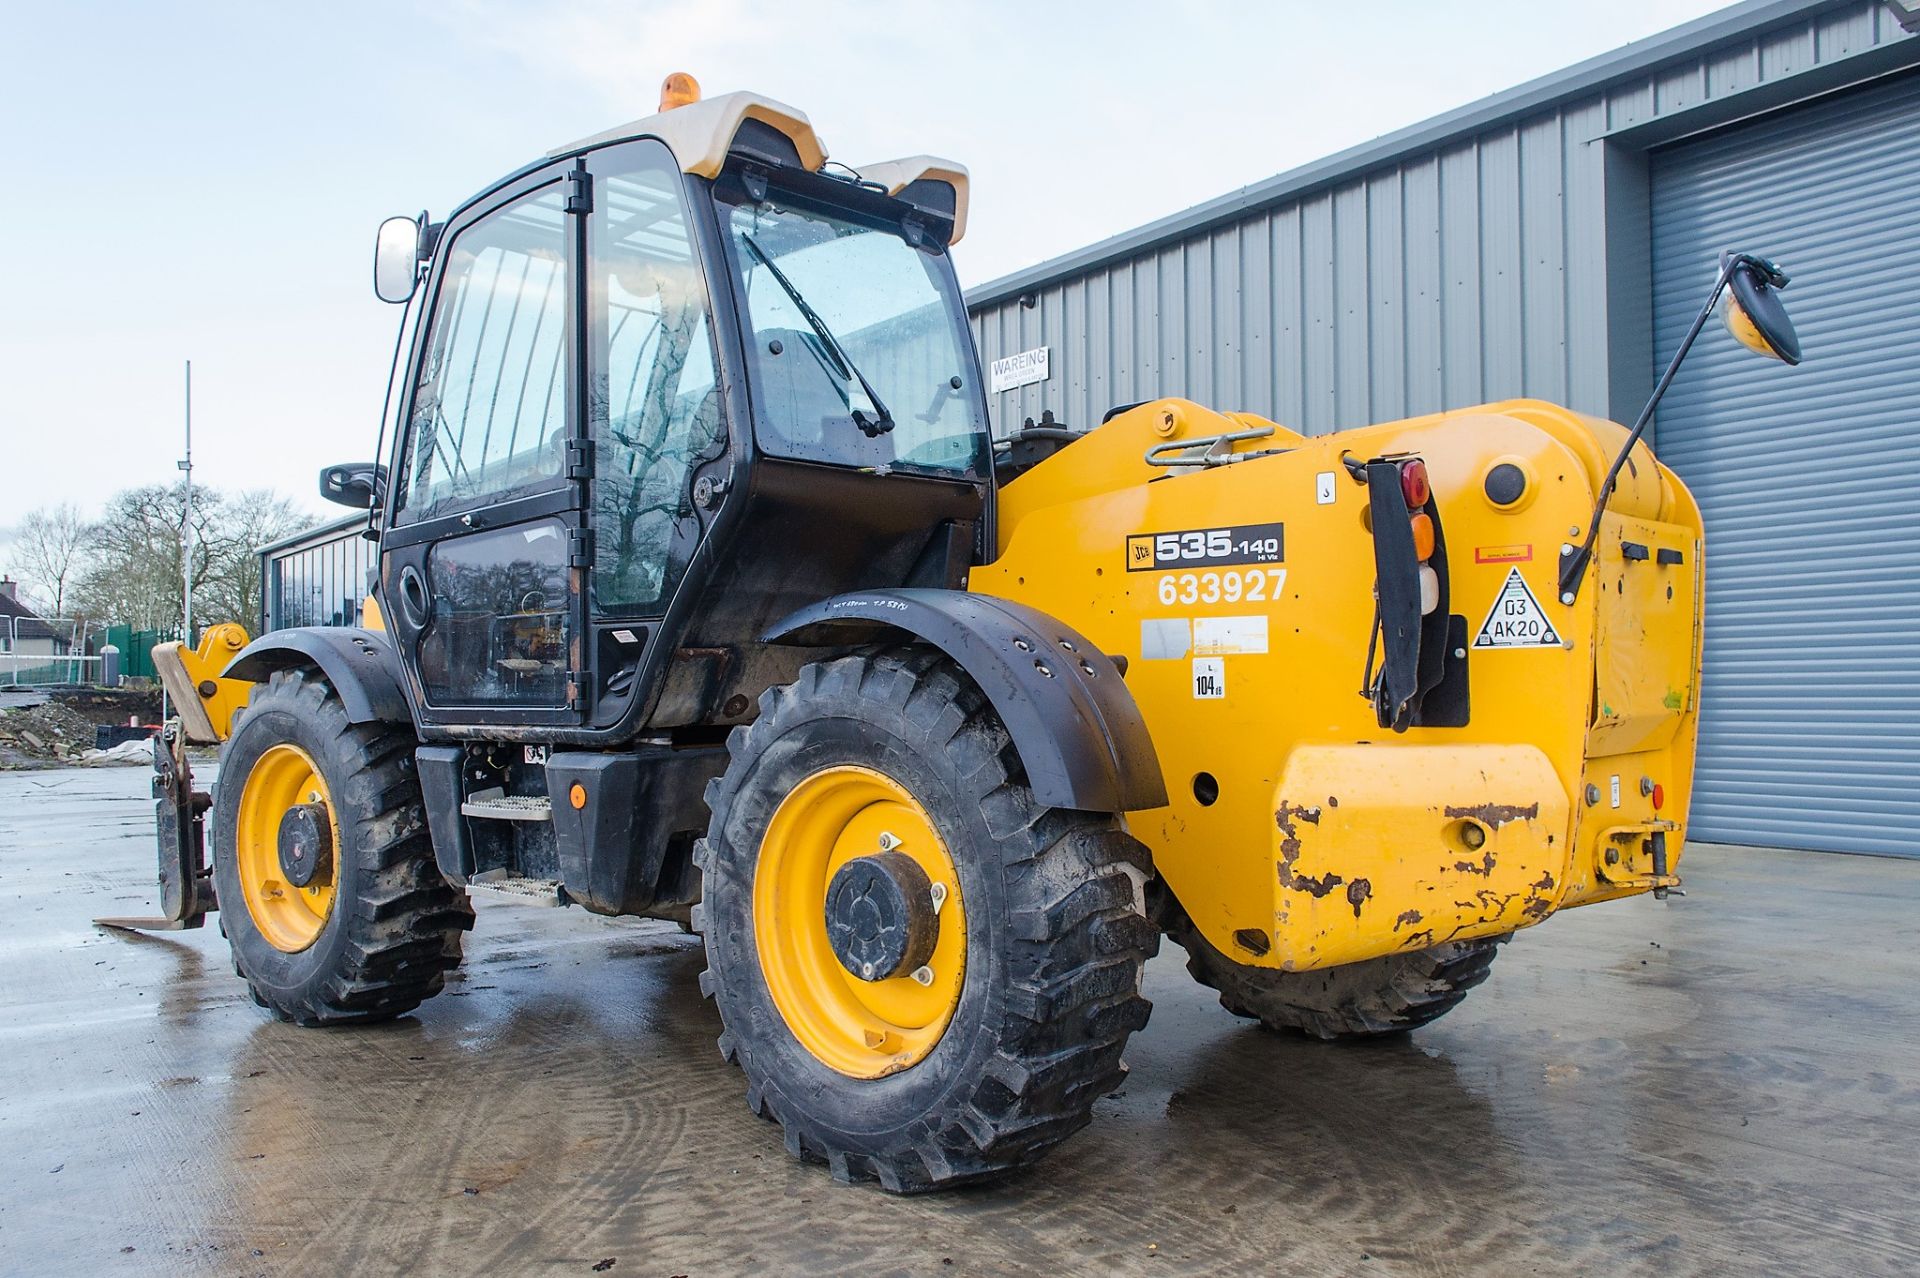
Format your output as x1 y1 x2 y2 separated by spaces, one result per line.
1155 568 1288 607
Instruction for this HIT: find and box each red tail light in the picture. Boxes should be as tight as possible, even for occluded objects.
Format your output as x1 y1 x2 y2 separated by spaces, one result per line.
1399 459 1430 508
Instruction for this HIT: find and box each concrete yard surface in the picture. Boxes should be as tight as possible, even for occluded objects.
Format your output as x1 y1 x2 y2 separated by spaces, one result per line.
1 766 1916 1276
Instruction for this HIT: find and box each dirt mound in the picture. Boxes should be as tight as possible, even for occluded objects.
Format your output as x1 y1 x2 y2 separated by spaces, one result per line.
0 686 166 768
0 701 102 767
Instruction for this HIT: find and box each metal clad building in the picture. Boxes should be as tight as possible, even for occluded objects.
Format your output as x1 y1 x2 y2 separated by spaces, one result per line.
966 0 1920 856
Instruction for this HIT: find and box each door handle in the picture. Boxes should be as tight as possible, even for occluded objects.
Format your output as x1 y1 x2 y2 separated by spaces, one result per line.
397 565 431 629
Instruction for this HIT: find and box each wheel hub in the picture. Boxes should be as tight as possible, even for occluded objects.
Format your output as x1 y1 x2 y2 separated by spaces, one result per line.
234 743 338 953
825 850 937 982
753 764 967 1078
277 802 334 888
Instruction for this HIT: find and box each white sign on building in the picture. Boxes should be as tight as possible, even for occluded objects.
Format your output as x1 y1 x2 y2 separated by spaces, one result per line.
989 346 1050 393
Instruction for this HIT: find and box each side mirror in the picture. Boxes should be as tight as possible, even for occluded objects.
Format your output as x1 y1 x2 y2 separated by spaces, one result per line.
374 212 427 304
1721 252 1802 365
320 462 388 510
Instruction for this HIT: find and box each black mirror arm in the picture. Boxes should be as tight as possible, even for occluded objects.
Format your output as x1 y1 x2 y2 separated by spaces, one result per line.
1558 250 1754 604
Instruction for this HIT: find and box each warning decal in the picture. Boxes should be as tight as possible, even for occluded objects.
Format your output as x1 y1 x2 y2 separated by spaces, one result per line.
1473 566 1561 648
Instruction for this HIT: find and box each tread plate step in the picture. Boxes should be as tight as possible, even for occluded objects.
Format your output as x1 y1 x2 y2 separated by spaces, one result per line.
466 873 567 907
460 788 552 822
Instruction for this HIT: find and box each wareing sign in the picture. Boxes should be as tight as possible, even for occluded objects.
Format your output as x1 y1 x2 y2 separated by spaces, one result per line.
989 346 1049 393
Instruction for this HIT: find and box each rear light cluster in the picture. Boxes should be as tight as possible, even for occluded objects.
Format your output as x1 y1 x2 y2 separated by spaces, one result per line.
1400 459 1440 615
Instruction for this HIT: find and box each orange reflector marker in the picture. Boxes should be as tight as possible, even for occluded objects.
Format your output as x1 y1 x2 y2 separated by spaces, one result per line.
569 783 588 810
1410 512 1436 561
659 71 701 112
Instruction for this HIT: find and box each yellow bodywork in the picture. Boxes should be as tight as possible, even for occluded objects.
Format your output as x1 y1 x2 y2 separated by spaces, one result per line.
151 622 254 746
971 397 1702 973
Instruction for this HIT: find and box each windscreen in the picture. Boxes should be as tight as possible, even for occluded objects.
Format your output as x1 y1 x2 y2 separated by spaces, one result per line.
718 192 987 477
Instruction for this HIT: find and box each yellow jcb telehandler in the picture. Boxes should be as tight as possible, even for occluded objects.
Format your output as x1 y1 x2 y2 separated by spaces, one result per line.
106 75 1802 1192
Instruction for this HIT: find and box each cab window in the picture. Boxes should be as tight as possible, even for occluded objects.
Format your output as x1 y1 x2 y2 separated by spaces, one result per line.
589 143 723 614
717 189 987 477
396 186 570 522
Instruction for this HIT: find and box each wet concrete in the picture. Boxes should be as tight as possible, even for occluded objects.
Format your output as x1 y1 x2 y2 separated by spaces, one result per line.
2 765 1917 1277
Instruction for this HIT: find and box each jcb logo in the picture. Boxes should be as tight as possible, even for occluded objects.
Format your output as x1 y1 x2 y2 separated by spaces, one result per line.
1127 537 1156 568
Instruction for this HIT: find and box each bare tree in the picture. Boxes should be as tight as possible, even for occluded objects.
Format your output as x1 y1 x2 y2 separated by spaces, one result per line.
7 504 91 617
68 485 310 634
197 490 308 631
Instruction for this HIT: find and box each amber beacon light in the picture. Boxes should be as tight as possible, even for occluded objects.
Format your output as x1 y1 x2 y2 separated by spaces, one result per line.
659 72 701 111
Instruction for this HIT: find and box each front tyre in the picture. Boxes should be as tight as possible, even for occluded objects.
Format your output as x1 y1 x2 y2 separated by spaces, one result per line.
212 668 473 1026
695 647 1156 1193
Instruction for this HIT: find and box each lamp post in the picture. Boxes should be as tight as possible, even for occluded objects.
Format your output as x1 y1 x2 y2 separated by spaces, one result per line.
179 360 193 648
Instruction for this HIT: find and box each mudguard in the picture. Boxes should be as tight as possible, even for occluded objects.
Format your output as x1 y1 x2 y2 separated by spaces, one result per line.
765 589 1168 814
222 627 411 725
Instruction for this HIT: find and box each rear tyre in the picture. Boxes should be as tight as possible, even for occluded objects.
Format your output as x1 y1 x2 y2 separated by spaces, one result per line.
212 668 473 1026
1167 905 1500 1040
695 646 1157 1193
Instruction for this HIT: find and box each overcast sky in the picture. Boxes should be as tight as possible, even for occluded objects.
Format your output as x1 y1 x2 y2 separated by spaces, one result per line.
0 0 1728 541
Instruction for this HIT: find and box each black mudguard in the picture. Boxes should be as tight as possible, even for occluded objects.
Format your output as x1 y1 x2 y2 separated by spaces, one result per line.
223 627 411 725
764 589 1168 814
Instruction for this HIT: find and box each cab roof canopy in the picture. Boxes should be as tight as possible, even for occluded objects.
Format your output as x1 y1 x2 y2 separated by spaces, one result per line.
549 89 970 243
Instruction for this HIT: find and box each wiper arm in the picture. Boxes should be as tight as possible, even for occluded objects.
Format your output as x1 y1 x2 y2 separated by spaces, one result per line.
740 233 895 437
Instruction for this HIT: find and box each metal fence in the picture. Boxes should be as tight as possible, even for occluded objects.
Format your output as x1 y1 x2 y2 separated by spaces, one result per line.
97 624 184 680
0 616 111 686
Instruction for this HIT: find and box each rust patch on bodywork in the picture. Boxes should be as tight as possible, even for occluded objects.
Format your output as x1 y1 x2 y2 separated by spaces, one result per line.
1393 908 1423 931
1345 878 1372 918
1453 850 1497 877
1275 802 1344 898
1443 801 1540 829
1521 869 1558 921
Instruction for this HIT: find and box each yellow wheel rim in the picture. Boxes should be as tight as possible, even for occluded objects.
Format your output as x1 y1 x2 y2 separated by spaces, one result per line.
235 743 339 953
754 765 966 1079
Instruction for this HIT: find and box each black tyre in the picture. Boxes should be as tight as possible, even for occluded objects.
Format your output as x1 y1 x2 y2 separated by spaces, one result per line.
1167 904 1500 1040
212 668 472 1026
694 646 1156 1192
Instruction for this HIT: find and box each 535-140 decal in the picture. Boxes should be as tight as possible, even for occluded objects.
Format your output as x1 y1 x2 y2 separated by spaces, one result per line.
1127 522 1285 572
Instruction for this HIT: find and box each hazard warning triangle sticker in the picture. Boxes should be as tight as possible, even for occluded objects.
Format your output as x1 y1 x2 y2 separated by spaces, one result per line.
1473 566 1561 648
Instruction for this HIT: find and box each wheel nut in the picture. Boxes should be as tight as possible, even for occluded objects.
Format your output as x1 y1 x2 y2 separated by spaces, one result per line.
910 966 934 987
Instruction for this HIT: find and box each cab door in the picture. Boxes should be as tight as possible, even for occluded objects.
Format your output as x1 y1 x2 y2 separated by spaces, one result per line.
380 163 588 730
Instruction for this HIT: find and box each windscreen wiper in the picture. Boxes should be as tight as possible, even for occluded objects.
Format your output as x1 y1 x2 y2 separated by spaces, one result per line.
740 233 895 437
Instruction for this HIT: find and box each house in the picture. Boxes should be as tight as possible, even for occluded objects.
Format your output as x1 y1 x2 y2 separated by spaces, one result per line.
0 577 75 682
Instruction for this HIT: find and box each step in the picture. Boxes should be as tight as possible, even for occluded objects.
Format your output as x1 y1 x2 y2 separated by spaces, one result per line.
459 788 552 822
466 871 567 908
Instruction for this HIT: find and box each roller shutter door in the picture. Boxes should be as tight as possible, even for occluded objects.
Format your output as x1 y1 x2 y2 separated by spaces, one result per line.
1649 71 1920 857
